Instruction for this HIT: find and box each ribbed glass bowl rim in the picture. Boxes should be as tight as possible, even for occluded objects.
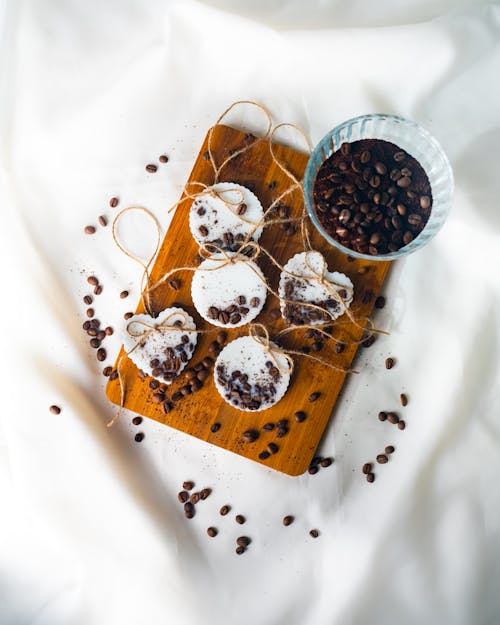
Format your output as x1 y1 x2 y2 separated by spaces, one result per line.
303 113 454 261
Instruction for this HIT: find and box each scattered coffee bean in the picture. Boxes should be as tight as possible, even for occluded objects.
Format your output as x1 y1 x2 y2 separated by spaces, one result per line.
398 420 406 430
250 297 260 308
169 279 181 290
120 290 129 299
308 466 318 475
259 451 270 460
309 529 319 538
294 411 306 423
105 326 113 336
134 432 145 443
89 338 101 348
124 312 133 320
87 276 99 286
362 334 376 348
207 527 217 537
219 505 230 516
159 154 169 163
376 454 388 464
235 514 246 525
387 412 399 424
86 308 94 318
320 457 333 468
94 284 103 295
366 473 375 483
183 481 194 491
178 491 188 503
283 515 294 526
145 163 157 173
267 442 279 455
49 405 61 415
109 196 119 208
83 295 93 305
210 422 221 433
241 429 259 443
375 295 386 309
200 488 211 500
97 348 106 362
103 366 113 377
184 502 195 518
190 492 200 504
235 546 246 555
385 445 395 454
362 462 372 474
385 357 395 369
378 411 388 421
308 392 321 402
84 225 96 234
236 536 251 547
202 356 214 368
132 416 143 425
400 393 408 407
262 422 275 431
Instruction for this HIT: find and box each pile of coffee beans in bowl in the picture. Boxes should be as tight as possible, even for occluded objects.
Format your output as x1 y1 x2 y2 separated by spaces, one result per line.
312 139 432 256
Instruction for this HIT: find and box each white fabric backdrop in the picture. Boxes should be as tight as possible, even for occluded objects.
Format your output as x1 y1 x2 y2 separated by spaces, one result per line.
1 1 500 624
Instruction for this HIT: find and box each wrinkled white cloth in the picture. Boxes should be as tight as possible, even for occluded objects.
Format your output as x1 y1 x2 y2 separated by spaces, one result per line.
1 1 500 624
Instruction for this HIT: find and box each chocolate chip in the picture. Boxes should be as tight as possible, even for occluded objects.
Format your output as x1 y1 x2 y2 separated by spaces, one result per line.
169 279 181 290
294 411 306 423
120 290 129 299
366 473 375 483
259 450 270 460
235 514 245 524
49 405 61 415
385 357 395 369
84 225 96 234
385 445 395 454
210 422 221 433
400 393 408 407
283 515 294 526
362 462 372 474
198 225 209 237
398 420 406 430
308 392 321 402
134 432 145 443
182 481 194 491
376 454 388 464
309 529 319 538
145 163 157 173
207 527 217 537
219 505 230 516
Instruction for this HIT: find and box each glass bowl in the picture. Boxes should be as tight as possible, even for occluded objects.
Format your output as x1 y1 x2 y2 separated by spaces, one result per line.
303 114 454 261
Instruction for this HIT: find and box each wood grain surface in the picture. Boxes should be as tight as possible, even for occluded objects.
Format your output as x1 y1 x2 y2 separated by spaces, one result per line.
106 124 390 475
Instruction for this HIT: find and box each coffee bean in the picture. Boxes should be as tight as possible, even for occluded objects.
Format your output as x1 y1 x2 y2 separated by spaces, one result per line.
387 412 399 424
178 491 188 503
267 442 279 454
375 161 387 175
375 296 386 309
198 225 209 236
362 462 372 474
259 450 270 459
403 231 413 245
294 411 306 423
202 356 214 367
84 225 96 234
99 214 109 227
385 445 395 454
184 502 195 518
220 505 230 516
134 432 145 442
169 279 181 290
190 492 200 504
420 195 431 209
308 392 321 402
182 481 194 491
236 536 251 547
398 420 406 430
362 335 376 348
120 290 129 299
210 422 221 433
86 308 94 318
131 416 142 426
94 284 103 295
376 454 388 464
308 465 318 475
235 514 245 524
103 366 113 377
262 422 275 431
199 488 211 501
207 527 217 537
282 515 294 526
49 405 61 414
89 338 100 348
105 326 113 336
250 297 260 308
276 427 288 439
87 276 99 286
378 411 388 421
124 312 133 320
242 429 259 443
159 154 169 163
83 295 92 305
97 348 106 361
145 163 157 173
366 473 375 483
216 331 227 344
96 330 105 340
385 357 395 369
235 545 246 555
320 457 333 467
340 142 350 155
309 529 319 538
109 195 120 208
360 150 371 163
400 393 408 406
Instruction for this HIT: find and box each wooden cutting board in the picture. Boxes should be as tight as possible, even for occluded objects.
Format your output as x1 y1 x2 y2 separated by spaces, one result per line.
106 124 390 475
